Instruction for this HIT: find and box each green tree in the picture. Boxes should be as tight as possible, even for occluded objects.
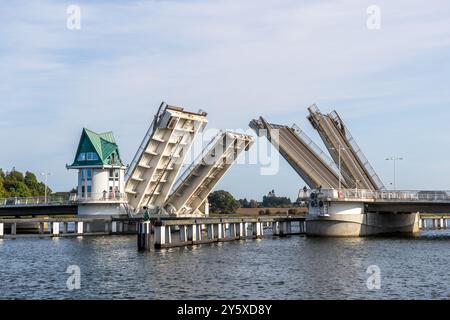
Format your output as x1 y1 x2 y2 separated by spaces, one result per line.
208 190 241 214
0 169 52 198
24 171 47 196
238 198 250 208
249 199 259 208
0 169 6 198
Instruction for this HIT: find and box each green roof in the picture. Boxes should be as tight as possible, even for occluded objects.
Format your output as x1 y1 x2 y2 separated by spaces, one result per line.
69 128 124 167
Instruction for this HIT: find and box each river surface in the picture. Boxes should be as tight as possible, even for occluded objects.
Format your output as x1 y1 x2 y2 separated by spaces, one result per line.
1 229 450 300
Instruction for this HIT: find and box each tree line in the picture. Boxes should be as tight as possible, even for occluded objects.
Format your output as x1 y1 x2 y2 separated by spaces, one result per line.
0 169 51 199
208 189 295 214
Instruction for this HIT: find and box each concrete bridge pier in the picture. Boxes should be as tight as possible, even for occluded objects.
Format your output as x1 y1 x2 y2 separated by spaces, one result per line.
76 221 84 235
0 223 3 239
52 222 60 236
229 223 237 239
11 223 17 238
137 221 152 250
252 222 263 238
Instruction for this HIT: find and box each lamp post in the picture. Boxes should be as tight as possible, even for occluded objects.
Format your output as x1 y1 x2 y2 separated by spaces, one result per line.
385 157 403 191
41 172 51 203
331 145 350 190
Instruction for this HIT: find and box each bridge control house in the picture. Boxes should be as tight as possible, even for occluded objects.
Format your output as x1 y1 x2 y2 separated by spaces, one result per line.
67 128 128 217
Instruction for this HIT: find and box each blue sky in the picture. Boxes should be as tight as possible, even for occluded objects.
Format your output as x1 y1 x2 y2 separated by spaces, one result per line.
1 0 450 200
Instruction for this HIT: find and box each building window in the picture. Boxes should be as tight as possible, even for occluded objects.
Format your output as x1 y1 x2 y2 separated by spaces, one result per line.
86 152 99 161
77 152 98 162
87 186 92 193
82 169 92 180
109 169 119 181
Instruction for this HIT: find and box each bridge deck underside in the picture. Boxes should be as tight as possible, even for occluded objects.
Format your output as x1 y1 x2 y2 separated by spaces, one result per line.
165 132 254 216
308 106 384 191
125 105 207 213
250 118 345 189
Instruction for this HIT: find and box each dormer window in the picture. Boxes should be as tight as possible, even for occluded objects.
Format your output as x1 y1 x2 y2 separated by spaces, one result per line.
86 152 99 161
77 152 99 162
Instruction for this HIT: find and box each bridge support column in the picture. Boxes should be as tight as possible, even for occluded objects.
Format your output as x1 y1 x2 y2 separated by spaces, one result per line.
85 223 91 233
419 219 423 229
11 223 17 237
76 222 83 235
237 223 244 238
217 223 224 240
180 225 188 242
188 225 196 241
0 223 3 239
104 222 110 233
111 221 117 233
154 225 166 248
165 226 172 244
440 219 444 229
279 221 291 236
196 225 202 241
422 219 427 229
229 223 237 239
272 222 280 236
137 221 152 250
52 222 60 236
252 222 263 238
300 221 306 233
244 223 250 238
207 224 215 240
63 222 68 234
445 219 448 229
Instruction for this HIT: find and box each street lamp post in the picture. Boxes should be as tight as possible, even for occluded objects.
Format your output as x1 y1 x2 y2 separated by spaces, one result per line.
41 172 51 203
331 145 350 190
385 157 403 191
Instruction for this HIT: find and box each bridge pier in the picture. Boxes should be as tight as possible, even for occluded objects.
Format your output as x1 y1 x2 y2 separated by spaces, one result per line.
137 221 152 250
62 222 68 234
137 217 305 250
52 222 60 236
252 222 263 238
76 221 83 235
0 222 3 239
229 223 237 239
154 225 166 249
11 223 16 238
111 221 117 233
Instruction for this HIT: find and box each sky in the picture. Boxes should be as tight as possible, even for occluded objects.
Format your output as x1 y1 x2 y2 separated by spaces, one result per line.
1 0 450 201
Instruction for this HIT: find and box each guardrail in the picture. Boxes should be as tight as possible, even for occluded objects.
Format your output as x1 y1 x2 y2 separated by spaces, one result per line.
299 189 450 202
0 193 128 207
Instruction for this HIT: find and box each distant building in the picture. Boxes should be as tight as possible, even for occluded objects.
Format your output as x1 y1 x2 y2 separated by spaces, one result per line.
67 128 127 216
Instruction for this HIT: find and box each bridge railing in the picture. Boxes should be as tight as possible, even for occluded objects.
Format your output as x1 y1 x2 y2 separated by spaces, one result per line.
308 189 450 202
0 192 128 207
0 194 78 207
76 192 128 203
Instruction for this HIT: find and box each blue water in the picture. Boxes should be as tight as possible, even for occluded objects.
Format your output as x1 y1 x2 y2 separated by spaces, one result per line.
1 230 450 300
